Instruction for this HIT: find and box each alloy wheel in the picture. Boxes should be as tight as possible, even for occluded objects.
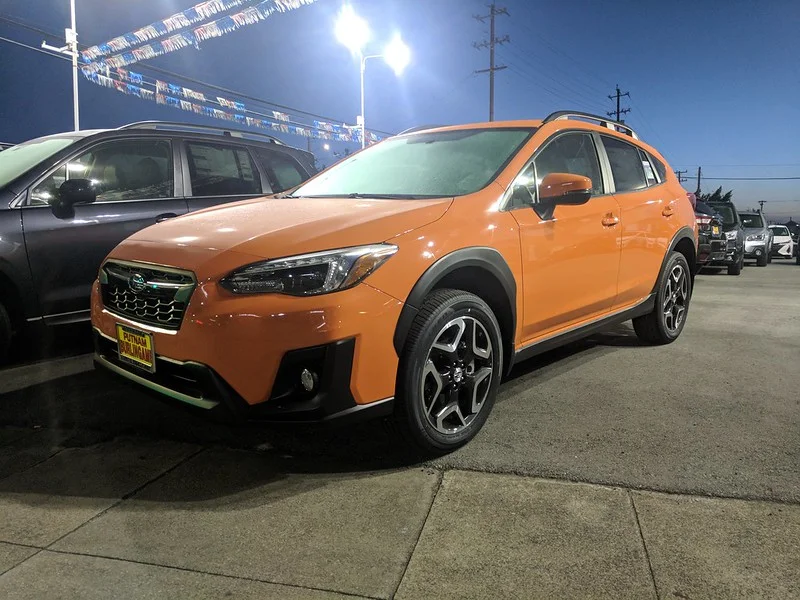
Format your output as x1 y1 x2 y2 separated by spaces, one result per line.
662 264 688 333
421 316 494 435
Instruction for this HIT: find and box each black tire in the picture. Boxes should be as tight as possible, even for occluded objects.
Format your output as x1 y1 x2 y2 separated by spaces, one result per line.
633 251 692 345
757 252 768 267
394 289 503 454
0 301 11 365
796 253 800 265
728 253 743 275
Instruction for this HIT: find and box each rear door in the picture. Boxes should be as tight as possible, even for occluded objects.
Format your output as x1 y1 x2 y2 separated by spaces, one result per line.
21 137 188 321
601 135 673 310
183 140 267 213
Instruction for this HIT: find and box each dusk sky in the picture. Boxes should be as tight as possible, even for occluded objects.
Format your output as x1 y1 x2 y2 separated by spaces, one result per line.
1 0 798 219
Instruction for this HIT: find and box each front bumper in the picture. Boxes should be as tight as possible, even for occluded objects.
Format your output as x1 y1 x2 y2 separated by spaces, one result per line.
706 239 738 266
91 277 404 420
771 242 794 257
744 240 767 258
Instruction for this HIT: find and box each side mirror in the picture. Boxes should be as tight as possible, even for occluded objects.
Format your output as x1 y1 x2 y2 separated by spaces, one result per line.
538 172 592 206
57 179 96 208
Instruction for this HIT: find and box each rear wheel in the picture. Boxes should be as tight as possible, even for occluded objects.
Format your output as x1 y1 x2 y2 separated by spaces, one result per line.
0 301 11 364
633 252 691 345
394 289 502 454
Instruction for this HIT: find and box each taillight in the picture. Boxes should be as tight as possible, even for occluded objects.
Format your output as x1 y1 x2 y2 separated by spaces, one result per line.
696 215 712 226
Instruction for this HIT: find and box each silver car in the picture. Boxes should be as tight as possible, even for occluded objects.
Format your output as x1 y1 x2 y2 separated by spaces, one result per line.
739 211 772 267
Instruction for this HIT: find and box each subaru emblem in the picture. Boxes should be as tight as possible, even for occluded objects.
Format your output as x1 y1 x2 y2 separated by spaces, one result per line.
129 273 147 293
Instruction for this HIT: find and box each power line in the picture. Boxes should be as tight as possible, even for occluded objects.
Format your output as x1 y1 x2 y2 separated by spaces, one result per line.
0 13 395 136
0 35 70 60
473 3 509 121
701 176 800 181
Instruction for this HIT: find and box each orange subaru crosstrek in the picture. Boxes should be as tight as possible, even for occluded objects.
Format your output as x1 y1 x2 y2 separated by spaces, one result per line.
92 111 696 452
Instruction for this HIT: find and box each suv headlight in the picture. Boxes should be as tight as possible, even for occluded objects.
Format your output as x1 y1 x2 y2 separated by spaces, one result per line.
746 234 765 241
220 244 398 295
725 231 738 240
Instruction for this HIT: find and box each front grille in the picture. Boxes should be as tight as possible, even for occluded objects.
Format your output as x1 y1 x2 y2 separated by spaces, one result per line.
100 261 196 330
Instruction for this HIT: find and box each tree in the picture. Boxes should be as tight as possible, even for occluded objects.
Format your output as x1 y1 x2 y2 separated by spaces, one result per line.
698 186 733 203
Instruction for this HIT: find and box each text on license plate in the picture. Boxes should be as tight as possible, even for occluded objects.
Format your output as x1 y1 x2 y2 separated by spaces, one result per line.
712 226 720 235
116 324 155 372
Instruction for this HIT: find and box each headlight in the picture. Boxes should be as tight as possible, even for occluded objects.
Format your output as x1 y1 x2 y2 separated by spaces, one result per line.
220 244 398 295
725 231 738 240
746 234 765 241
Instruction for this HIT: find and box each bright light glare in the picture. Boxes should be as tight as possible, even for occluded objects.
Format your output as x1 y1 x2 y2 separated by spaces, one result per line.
335 5 370 54
384 34 410 75
323 143 331 151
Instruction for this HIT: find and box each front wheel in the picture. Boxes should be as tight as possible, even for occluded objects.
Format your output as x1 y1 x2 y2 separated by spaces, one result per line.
728 253 743 275
394 289 503 454
633 251 692 345
757 252 768 267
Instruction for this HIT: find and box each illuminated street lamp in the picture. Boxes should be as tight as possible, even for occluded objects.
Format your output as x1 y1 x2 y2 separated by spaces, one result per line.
335 5 410 148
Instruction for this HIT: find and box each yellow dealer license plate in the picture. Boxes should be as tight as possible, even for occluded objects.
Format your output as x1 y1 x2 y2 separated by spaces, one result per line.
712 226 720 235
116 324 155 373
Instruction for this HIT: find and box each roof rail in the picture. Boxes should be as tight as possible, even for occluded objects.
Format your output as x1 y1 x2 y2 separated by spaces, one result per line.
117 121 285 145
542 111 639 139
398 125 442 135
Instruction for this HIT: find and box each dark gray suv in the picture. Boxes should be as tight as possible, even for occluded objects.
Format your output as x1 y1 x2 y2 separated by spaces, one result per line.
0 121 315 361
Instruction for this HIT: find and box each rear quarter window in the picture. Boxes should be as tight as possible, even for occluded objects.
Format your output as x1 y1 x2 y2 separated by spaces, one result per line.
254 150 309 193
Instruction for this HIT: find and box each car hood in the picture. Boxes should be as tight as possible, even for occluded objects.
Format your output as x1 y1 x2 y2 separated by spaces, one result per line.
121 195 453 263
742 227 766 235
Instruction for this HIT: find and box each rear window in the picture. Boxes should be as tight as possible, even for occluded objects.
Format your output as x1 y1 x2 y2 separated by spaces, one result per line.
601 135 647 192
648 153 668 182
770 226 790 236
709 204 737 226
255 150 308 193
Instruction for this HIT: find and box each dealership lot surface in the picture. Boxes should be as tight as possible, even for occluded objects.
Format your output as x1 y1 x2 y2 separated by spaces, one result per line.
0 262 798 599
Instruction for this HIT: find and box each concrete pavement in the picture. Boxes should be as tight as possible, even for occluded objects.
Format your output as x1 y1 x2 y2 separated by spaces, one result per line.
0 261 798 598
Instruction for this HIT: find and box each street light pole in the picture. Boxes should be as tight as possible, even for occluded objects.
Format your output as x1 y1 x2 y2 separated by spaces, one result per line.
360 53 366 149
42 0 80 131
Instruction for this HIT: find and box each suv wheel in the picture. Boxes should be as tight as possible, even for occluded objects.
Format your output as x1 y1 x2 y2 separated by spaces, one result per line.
0 301 11 364
757 251 768 267
633 251 691 345
395 289 502 454
728 252 743 275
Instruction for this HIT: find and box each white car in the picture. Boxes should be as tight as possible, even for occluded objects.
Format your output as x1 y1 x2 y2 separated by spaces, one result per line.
768 225 795 259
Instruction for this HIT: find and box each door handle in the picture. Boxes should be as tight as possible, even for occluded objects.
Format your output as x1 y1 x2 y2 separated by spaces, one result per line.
155 213 178 223
662 204 675 217
602 214 620 227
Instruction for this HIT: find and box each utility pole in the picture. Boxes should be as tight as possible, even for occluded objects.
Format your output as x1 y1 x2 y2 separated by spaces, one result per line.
758 200 767 212
473 3 509 122
607 85 631 123
674 169 688 183
42 0 80 131
695 166 702 196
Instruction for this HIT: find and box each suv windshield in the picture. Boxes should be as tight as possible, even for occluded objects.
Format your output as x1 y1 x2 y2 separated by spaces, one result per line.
708 204 737 226
740 214 764 228
292 128 534 199
0 136 79 190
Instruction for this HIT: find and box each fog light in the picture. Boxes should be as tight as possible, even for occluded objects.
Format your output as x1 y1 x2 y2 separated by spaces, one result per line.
755 249 762 256
300 368 318 392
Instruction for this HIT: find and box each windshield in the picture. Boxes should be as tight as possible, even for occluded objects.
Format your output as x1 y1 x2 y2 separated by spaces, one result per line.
740 214 763 228
709 204 737 226
770 226 790 236
0 136 78 190
292 128 534 198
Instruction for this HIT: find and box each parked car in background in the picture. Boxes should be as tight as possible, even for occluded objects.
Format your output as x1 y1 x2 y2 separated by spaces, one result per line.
695 200 726 268
91 111 698 453
739 210 772 266
768 225 795 260
0 121 316 362
706 199 745 275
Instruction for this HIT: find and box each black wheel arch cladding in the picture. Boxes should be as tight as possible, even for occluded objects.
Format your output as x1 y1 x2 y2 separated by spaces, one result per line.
392 247 517 364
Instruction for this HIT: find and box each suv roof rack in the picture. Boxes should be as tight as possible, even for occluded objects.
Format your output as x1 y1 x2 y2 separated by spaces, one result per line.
117 121 285 145
398 125 443 135
543 111 639 140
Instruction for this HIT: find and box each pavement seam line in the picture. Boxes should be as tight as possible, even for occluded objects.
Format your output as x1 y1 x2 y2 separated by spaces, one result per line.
392 469 444 598
42 445 207 551
43 548 379 599
0 547 45 579
438 464 800 506
0 445 68 486
628 490 660 600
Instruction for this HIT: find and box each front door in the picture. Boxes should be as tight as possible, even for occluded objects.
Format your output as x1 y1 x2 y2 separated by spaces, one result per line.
21 137 187 321
508 132 621 343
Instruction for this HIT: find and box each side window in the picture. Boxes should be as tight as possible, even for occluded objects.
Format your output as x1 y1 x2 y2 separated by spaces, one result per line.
533 132 603 196
601 136 647 193
639 149 657 186
186 142 262 197
29 139 173 206
256 150 308 193
648 152 667 183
